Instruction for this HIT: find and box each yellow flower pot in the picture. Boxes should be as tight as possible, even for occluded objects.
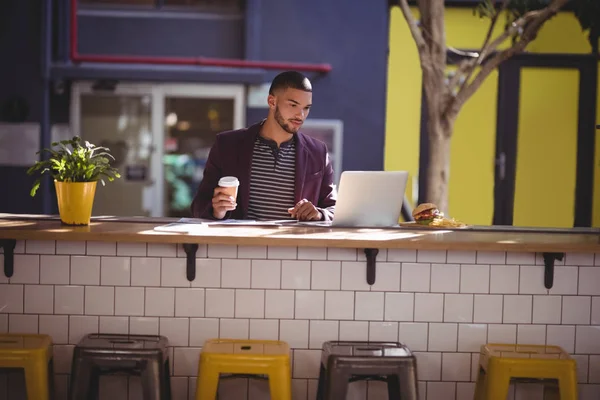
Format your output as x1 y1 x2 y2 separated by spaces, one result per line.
54 180 97 225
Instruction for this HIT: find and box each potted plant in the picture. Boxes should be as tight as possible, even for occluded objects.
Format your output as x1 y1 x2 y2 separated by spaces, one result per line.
27 136 121 225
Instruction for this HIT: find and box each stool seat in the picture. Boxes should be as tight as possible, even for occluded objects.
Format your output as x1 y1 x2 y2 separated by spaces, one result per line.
196 339 291 400
74 333 169 356
203 338 289 357
483 343 570 359
317 341 418 400
69 333 171 400
0 333 54 400
321 341 412 364
474 343 577 400
0 334 53 359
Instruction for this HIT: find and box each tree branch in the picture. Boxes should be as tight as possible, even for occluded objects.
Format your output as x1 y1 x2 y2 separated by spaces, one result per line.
397 0 427 52
481 10 541 57
457 0 510 95
446 58 477 94
479 0 510 62
419 0 447 81
446 0 569 119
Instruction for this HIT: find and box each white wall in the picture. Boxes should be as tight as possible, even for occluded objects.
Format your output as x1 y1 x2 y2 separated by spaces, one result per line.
1 241 599 399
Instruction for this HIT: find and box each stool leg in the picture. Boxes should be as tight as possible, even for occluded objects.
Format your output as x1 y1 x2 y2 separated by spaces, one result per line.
483 369 510 400
267 366 292 400
90 369 100 400
397 366 419 400
473 367 486 400
558 368 578 400
324 369 349 400
386 374 401 399
196 369 220 400
24 358 50 400
140 359 161 400
48 358 56 400
316 364 327 400
162 359 172 400
69 358 94 400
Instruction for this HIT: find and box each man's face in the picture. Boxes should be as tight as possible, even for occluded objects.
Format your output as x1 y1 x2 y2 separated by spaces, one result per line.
269 88 312 134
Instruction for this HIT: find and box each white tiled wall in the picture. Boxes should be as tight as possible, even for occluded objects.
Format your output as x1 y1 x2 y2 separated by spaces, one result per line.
1 241 600 399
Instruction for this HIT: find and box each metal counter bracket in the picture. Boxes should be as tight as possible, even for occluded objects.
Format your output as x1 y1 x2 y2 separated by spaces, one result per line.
183 244 199 281
365 249 379 285
542 252 564 289
1 239 16 278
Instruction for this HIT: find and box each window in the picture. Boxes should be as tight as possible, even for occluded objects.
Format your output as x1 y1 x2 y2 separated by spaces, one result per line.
79 0 243 12
300 119 344 185
79 0 154 5
71 82 246 218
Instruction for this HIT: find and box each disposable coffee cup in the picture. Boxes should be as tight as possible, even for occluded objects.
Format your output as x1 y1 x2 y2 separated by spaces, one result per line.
218 176 239 199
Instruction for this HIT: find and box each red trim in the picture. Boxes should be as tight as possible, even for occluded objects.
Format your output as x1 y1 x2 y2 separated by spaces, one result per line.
69 0 332 73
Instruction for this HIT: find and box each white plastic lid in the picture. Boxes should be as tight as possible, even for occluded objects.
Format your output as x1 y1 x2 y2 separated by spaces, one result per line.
218 176 239 187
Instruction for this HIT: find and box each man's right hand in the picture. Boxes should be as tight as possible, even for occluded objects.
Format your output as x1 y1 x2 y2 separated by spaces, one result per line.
212 187 237 219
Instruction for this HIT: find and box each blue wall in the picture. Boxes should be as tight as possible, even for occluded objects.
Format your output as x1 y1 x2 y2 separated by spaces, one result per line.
0 0 69 214
0 0 44 214
251 0 390 173
78 12 245 59
0 0 390 213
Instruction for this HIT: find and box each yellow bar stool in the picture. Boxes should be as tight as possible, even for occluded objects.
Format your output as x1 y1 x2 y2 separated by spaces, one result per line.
196 339 291 400
0 333 54 400
473 343 577 400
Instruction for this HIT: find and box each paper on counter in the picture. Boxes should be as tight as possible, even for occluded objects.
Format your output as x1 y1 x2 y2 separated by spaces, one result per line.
153 222 206 233
202 219 299 226
153 218 300 232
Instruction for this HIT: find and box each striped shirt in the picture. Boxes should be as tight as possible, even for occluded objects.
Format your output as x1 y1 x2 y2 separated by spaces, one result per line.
247 135 297 220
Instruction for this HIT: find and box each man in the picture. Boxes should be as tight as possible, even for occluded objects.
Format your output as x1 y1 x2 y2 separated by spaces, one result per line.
191 71 337 221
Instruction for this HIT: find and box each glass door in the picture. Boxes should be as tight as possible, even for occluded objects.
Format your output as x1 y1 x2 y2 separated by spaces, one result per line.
492 55 597 228
71 83 156 217
71 82 245 217
155 84 245 217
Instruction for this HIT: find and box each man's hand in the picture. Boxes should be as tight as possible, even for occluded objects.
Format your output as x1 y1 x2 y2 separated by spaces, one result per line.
212 187 237 219
288 199 322 221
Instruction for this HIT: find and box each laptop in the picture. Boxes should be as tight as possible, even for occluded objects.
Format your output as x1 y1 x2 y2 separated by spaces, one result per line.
302 170 409 228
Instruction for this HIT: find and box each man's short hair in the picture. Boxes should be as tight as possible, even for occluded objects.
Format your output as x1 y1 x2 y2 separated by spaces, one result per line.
269 71 312 95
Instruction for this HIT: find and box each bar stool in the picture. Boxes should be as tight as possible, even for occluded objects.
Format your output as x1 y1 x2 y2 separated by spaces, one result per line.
316 340 418 400
0 333 54 400
196 338 291 400
69 333 171 400
473 343 578 400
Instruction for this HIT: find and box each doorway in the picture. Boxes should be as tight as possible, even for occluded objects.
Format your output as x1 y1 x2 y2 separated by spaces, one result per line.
71 82 245 218
418 52 598 228
493 54 597 228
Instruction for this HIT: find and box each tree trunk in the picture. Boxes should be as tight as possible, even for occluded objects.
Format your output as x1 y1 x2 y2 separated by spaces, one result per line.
425 118 453 214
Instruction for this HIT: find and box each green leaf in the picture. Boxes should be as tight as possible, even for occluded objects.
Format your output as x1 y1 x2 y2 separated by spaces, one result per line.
26 135 122 196
29 179 41 197
474 0 599 45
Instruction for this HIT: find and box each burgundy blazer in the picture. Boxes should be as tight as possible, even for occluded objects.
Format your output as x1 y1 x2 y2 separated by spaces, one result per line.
191 121 337 221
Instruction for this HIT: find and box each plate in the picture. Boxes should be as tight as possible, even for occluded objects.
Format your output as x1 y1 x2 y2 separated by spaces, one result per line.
399 221 471 229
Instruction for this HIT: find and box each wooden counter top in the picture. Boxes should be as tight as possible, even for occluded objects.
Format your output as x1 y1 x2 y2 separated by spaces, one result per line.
0 215 599 253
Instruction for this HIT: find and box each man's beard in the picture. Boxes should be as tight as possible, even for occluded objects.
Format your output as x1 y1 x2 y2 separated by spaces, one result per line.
275 106 301 134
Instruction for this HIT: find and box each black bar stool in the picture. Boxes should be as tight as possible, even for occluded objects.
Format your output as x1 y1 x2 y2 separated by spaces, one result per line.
69 333 171 400
316 341 418 400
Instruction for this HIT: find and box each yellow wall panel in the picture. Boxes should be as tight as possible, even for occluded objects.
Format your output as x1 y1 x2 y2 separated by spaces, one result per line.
527 13 591 54
444 8 509 50
386 7 598 227
385 6 498 223
384 6 422 206
449 68 498 225
513 69 579 228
